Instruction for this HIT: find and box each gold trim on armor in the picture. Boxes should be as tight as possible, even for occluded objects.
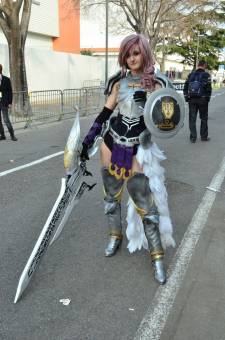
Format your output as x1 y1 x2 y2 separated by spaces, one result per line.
150 250 164 261
109 232 123 240
102 185 124 202
127 190 148 219
114 186 124 202
128 82 142 88
135 205 148 219
108 163 132 180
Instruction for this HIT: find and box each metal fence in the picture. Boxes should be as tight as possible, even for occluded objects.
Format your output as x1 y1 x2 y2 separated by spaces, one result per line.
10 86 105 128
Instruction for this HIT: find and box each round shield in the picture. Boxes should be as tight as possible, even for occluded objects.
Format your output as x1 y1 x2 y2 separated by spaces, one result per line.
144 88 185 138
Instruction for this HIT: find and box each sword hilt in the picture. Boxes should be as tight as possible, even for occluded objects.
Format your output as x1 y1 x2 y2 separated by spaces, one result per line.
79 161 93 177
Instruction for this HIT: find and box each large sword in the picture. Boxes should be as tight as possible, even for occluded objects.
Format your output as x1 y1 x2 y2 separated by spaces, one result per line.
14 110 99 303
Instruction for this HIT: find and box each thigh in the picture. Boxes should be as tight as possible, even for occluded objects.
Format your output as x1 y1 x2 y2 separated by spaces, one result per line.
100 141 112 167
131 156 143 174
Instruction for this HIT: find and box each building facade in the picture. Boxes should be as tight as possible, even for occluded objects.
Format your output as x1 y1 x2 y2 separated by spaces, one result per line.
0 0 190 91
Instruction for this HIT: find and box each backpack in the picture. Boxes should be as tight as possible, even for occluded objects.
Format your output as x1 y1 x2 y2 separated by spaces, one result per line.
188 72 204 97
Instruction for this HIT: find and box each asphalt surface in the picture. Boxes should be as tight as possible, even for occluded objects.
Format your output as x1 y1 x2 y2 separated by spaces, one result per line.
0 88 225 340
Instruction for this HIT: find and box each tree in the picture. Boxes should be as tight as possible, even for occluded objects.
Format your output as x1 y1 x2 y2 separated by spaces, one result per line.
77 0 194 51
76 0 225 70
0 0 32 114
166 2 225 69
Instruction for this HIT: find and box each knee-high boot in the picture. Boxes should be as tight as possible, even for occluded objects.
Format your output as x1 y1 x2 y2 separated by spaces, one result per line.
127 173 166 284
101 167 124 257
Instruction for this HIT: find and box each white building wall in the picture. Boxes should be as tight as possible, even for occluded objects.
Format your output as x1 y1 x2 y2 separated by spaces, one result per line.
0 43 105 91
0 0 59 47
25 32 53 49
29 0 59 37
25 48 104 90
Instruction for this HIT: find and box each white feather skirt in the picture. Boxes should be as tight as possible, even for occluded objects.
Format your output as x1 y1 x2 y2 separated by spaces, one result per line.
126 143 176 253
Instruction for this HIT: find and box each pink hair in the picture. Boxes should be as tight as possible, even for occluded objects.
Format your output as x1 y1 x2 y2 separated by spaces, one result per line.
118 34 155 90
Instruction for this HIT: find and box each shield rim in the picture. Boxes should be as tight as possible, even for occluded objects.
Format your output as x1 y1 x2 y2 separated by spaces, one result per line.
144 88 185 139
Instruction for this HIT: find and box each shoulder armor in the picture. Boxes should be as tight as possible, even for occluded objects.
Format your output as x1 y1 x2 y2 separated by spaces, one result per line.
104 70 123 95
155 70 175 89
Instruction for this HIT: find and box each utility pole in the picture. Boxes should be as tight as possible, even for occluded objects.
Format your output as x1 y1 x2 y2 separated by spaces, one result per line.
196 33 204 69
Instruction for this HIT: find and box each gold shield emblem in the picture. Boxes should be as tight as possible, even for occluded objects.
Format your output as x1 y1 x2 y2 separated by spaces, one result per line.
162 101 174 119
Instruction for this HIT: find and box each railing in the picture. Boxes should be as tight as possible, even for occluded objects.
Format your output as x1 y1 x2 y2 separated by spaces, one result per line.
10 86 105 129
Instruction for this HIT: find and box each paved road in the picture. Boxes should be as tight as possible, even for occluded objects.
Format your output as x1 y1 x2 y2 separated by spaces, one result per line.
0 88 225 340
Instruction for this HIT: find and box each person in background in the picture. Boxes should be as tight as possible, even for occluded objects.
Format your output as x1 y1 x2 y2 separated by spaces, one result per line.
183 60 212 143
80 34 175 285
0 64 17 141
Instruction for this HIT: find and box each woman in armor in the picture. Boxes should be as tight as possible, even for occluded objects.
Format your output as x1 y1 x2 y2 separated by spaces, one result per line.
80 34 175 284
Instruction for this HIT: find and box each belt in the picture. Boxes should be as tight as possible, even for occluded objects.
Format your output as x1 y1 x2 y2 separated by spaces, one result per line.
109 128 139 147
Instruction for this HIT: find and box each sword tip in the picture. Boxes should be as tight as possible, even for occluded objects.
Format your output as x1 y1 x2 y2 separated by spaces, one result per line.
14 290 21 304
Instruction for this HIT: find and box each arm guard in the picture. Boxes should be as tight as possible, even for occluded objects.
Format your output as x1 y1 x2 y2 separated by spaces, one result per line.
82 106 113 147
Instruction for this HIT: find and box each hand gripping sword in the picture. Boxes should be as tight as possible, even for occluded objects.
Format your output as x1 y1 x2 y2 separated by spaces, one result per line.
14 111 100 303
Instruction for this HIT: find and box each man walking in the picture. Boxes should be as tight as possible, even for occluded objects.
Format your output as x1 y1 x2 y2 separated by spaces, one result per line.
183 60 212 143
0 64 17 141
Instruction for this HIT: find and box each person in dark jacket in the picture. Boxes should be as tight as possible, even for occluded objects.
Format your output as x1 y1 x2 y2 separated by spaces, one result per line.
0 64 17 141
183 60 212 143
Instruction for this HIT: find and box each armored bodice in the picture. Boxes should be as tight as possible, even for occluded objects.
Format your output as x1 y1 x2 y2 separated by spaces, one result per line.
117 73 146 119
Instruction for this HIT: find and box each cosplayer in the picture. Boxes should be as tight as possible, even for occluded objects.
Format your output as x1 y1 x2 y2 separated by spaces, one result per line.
80 34 175 285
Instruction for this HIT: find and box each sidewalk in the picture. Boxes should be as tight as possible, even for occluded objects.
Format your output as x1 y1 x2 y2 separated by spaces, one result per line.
160 185 225 340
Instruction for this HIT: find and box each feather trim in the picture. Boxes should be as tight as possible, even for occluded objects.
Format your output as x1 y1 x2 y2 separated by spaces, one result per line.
126 143 175 252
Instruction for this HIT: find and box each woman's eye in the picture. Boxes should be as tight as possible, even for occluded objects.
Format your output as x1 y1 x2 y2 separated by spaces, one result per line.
133 51 140 56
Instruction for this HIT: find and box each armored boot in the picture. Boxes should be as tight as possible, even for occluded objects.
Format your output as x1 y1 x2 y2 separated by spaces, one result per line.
101 167 124 257
143 216 166 284
127 173 166 284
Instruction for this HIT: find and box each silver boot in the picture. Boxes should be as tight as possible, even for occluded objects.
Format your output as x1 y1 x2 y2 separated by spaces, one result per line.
144 219 167 285
152 258 166 285
127 173 167 284
105 233 123 257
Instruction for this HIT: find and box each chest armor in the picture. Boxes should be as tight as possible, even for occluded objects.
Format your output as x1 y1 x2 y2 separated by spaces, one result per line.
117 74 145 119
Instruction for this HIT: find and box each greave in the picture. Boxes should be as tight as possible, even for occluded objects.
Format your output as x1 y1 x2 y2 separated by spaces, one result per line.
143 217 166 284
101 167 124 256
127 173 166 284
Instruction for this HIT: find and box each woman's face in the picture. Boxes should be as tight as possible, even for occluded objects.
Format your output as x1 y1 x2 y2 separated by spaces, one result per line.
126 44 143 74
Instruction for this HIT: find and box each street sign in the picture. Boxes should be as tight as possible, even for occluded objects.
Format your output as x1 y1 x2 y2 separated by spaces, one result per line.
172 82 185 91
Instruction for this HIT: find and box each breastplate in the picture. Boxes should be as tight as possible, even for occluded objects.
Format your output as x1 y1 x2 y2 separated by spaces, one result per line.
117 74 145 119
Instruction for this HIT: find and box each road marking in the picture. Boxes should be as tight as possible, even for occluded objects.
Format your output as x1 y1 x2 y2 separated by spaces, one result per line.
0 151 63 178
134 156 225 340
211 90 225 98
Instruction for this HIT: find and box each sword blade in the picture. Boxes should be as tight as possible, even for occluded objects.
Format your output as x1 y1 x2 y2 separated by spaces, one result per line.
14 165 91 303
50 180 89 245
14 178 67 303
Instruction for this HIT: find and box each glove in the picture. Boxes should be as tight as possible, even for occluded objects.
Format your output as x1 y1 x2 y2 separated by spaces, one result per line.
133 91 147 103
80 143 89 161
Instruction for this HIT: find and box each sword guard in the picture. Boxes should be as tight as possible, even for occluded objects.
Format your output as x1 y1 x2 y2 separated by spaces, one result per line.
79 161 93 177
86 183 97 191
84 169 93 177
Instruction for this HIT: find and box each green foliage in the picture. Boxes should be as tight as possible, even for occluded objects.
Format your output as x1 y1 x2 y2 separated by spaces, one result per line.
80 49 93 56
166 27 225 70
